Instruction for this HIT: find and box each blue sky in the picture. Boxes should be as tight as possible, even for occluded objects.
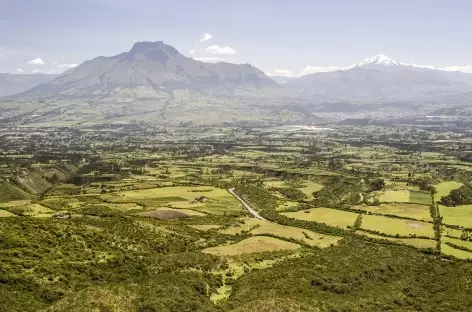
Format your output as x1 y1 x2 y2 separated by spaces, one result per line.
1 0 472 76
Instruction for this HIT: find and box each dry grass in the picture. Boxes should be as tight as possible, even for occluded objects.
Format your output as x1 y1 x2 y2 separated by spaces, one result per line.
202 236 300 256
220 218 342 248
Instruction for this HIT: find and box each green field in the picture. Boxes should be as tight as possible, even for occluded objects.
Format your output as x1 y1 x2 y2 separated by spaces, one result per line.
202 236 301 255
409 191 432 205
441 243 472 260
379 190 410 203
434 181 464 201
221 218 342 248
0 209 15 217
360 214 435 238
353 203 432 221
282 208 359 229
356 230 436 249
440 204 472 228
103 186 243 214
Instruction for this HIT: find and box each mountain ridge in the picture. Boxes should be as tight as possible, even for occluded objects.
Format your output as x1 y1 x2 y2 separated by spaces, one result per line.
0 73 58 97
21 41 279 99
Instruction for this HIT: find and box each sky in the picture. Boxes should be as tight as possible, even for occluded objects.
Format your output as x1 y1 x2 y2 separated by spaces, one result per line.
1 0 472 76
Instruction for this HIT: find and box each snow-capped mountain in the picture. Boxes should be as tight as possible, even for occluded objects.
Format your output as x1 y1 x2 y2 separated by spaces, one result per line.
352 54 401 67
285 54 472 100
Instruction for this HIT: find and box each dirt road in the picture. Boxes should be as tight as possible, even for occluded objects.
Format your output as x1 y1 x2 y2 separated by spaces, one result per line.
228 188 268 221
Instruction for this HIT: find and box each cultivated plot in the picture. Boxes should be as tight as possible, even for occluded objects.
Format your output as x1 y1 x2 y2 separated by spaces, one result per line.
282 208 359 229
202 236 301 256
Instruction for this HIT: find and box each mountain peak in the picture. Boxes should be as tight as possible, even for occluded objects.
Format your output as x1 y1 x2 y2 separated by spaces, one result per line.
352 54 401 68
128 41 180 57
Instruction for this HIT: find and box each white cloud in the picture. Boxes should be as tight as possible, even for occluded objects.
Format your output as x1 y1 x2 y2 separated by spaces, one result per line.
205 45 237 55
300 65 340 75
440 65 472 73
189 49 195 55
46 69 58 74
16 69 24 73
57 63 78 68
193 56 224 62
32 68 42 73
199 32 212 42
0 53 2 58
410 64 472 73
271 68 296 77
28 58 45 65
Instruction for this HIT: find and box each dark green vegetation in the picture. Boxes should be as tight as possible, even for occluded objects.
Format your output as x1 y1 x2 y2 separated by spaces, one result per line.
1 122 472 311
441 184 472 206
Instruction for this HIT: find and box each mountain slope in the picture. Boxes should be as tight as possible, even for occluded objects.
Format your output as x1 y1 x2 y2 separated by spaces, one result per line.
269 76 296 85
286 55 472 100
0 42 312 126
0 73 57 97
23 41 279 99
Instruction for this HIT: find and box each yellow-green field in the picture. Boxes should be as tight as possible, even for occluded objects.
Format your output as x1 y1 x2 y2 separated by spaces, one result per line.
443 226 462 239
103 186 242 214
138 207 206 217
220 218 342 248
440 205 472 228
379 190 410 203
361 215 435 238
441 243 472 260
0 209 15 217
282 208 359 229
202 236 301 256
353 203 432 221
356 230 436 249
434 181 463 201
443 237 472 251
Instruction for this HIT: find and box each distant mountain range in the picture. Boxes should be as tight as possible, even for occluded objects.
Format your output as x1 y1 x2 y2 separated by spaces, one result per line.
0 42 312 127
284 54 472 100
0 73 57 97
2 49 472 126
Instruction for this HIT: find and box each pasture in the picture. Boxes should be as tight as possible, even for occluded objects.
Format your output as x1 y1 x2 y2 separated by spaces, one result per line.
440 205 472 228
353 203 432 221
202 236 301 256
103 186 243 214
282 208 359 229
356 230 436 249
220 218 342 248
360 214 435 238
379 190 410 203
434 181 463 201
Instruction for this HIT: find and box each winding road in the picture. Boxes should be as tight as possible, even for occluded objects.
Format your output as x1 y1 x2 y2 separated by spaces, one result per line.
228 188 268 221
